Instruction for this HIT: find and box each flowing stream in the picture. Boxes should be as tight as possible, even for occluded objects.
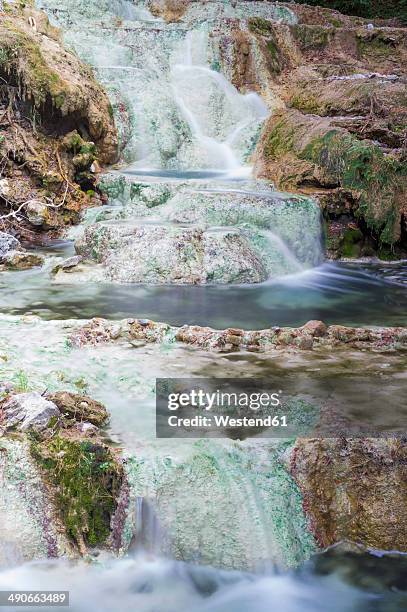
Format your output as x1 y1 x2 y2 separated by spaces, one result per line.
0 1 406 609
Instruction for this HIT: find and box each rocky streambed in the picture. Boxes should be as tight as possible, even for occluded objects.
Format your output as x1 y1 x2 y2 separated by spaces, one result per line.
0 0 406 610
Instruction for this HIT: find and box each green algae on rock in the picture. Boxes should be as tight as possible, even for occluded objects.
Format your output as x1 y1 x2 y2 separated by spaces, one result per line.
0 438 73 567
123 438 317 570
247 5 407 257
68 316 407 353
257 110 407 246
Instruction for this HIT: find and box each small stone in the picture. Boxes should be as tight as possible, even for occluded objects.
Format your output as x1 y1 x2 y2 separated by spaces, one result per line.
2 392 60 432
0 178 10 198
73 152 94 169
302 320 327 337
225 334 242 346
330 326 355 342
0 382 14 395
51 255 83 275
396 330 407 344
62 255 83 269
76 421 98 436
110 324 122 339
226 328 244 336
25 201 49 226
90 160 102 173
277 331 295 346
295 336 314 350
0 231 20 258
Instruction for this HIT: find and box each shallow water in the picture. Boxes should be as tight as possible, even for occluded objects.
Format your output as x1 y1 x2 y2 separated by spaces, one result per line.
2 247 406 327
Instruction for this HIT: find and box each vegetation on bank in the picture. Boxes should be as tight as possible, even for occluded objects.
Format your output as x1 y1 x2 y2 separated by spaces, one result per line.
0 5 118 240
293 0 407 23
250 6 407 258
262 110 406 250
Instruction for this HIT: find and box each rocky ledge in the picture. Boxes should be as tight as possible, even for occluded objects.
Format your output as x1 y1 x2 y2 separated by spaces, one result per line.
213 2 407 259
69 316 407 352
1 387 406 567
290 437 407 551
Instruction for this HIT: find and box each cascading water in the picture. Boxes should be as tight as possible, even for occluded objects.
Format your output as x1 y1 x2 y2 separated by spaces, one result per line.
169 29 268 174
37 0 323 276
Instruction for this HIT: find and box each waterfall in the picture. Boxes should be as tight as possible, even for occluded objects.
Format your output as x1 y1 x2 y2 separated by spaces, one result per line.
170 30 268 174
261 230 306 275
131 497 164 555
37 0 268 172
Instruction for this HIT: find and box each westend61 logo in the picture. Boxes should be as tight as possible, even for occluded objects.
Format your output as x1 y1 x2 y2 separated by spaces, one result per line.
156 379 290 439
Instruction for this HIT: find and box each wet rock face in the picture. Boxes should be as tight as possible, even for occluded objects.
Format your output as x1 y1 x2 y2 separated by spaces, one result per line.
0 387 125 558
149 0 189 22
0 438 72 567
55 175 322 284
290 438 407 552
0 232 20 258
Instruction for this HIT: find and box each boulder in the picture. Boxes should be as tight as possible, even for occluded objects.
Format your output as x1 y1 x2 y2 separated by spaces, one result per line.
75 223 267 284
301 320 328 337
25 202 50 227
0 252 44 271
1 392 60 432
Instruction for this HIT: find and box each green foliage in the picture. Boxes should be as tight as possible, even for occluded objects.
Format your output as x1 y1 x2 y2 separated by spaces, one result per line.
293 0 407 23
341 227 363 257
32 435 123 548
11 370 30 392
248 17 273 36
292 25 333 49
0 23 65 108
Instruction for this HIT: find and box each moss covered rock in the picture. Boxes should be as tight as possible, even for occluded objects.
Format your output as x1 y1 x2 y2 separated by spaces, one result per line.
256 109 406 245
247 6 407 256
31 434 124 553
0 9 117 162
0 4 118 240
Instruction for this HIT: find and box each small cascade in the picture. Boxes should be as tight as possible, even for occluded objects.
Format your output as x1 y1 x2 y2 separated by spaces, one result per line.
169 29 268 173
122 440 316 571
131 497 164 555
261 230 306 275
